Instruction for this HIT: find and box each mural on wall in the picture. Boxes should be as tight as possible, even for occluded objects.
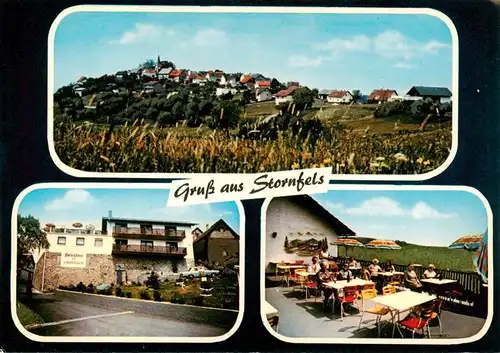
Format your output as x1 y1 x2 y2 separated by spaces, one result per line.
283 234 329 256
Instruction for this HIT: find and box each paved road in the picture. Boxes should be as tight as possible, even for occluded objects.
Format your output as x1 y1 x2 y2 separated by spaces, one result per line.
28 292 230 337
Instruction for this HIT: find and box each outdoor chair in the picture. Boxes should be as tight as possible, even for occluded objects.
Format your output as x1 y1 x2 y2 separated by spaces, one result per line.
305 278 320 300
397 299 443 338
336 285 359 320
388 273 403 287
292 270 308 295
362 283 376 290
288 268 304 287
357 288 391 337
382 285 396 295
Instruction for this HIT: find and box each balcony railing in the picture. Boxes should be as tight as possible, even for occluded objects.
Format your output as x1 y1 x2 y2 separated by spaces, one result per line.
112 244 187 256
52 228 103 235
112 227 186 239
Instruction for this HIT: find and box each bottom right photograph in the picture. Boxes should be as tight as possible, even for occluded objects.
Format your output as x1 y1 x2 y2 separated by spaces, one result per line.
261 186 492 344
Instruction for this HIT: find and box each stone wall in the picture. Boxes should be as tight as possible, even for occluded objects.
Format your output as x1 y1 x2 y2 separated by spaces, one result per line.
32 252 193 291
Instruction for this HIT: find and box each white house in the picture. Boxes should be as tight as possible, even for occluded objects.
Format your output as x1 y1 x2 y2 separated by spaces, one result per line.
157 67 173 80
216 87 239 97
275 86 298 105
74 87 87 97
264 195 356 273
141 69 157 79
220 74 238 87
327 90 353 104
368 89 399 104
256 88 272 102
405 86 452 104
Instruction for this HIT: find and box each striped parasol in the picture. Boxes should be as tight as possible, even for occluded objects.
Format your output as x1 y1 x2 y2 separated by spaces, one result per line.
365 239 401 250
473 230 488 283
331 238 364 257
449 234 483 250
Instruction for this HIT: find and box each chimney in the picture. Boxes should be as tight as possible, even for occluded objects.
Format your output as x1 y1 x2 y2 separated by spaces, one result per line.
108 210 112 218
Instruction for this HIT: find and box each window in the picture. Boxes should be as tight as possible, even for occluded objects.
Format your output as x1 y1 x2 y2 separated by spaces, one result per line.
166 241 178 250
141 240 153 248
57 236 66 245
140 224 153 234
76 237 85 246
94 238 103 247
115 222 127 232
115 239 128 246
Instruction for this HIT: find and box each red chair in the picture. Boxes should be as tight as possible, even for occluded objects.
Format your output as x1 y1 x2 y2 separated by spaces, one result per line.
305 279 320 300
336 286 359 320
397 299 443 338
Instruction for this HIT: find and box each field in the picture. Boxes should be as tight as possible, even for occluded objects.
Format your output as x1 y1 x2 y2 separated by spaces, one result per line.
338 237 475 272
54 102 452 174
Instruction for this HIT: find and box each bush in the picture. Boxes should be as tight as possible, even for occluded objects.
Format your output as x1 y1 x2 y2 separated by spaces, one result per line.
104 287 113 295
75 282 86 293
374 101 405 118
170 293 186 304
192 296 204 306
125 291 132 298
139 290 151 300
153 290 162 302
86 284 95 294
115 287 122 297
146 271 160 290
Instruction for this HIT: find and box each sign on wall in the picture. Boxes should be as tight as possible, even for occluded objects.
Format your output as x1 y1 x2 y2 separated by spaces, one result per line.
60 252 86 268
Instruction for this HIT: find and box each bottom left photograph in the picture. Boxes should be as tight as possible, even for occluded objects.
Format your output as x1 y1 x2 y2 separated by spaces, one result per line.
12 184 244 342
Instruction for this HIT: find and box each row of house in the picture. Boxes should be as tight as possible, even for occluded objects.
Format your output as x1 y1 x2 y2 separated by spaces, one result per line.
29 212 239 291
274 86 452 106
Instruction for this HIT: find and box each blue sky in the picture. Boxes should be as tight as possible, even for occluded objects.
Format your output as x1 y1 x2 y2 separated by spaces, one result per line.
18 188 240 233
312 190 487 247
54 11 453 94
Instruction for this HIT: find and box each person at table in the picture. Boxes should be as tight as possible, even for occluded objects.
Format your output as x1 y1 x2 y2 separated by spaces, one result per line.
308 256 321 274
349 257 360 268
338 263 353 280
316 261 335 310
384 260 395 272
369 258 383 292
405 264 423 292
422 264 441 279
360 266 371 281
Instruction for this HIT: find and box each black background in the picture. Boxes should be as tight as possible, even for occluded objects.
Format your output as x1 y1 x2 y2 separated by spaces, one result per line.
1 0 500 351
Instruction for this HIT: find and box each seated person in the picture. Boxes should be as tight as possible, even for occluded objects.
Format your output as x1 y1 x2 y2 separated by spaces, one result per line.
422 264 441 279
405 264 423 292
328 260 339 273
309 256 321 274
349 257 360 268
316 261 335 310
384 260 395 272
338 263 353 280
360 266 371 281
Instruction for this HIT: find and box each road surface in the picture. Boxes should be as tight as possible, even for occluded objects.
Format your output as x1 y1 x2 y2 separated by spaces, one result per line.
26 292 232 337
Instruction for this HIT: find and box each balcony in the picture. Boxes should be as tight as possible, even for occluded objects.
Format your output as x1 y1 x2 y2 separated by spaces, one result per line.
112 227 186 240
112 244 187 257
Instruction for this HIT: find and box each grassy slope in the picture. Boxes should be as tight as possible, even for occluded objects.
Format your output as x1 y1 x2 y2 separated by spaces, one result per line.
338 237 475 272
16 301 45 327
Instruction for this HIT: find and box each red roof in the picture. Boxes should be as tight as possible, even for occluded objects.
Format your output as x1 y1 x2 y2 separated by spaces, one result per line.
257 80 271 87
328 90 349 98
368 89 397 101
169 69 185 77
240 75 253 83
143 69 157 74
276 86 299 97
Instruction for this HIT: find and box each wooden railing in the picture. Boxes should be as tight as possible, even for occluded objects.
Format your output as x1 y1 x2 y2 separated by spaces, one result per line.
334 257 483 295
112 244 187 256
113 227 185 239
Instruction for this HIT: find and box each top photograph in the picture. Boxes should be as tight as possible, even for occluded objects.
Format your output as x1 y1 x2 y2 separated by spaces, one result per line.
48 6 458 179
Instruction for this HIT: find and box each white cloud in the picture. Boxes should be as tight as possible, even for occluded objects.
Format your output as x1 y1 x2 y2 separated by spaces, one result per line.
411 201 456 219
44 189 96 211
319 35 371 54
110 23 175 45
341 197 456 220
423 40 452 54
191 28 227 47
288 55 324 68
344 197 406 217
324 201 345 210
393 62 415 69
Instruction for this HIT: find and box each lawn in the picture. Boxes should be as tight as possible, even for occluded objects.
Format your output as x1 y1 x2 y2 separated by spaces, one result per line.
339 237 476 272
16 301 45 327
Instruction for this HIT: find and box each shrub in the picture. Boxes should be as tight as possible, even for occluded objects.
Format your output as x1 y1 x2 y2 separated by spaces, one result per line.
76 282 86 293
374 101 405 118
115 287 122 297
170 293 186 304
192 296 204 306
86 284 95 294
139 290 151 300
125 291 132 298
153 290 162 302
104 287 113 295
146 271 160 290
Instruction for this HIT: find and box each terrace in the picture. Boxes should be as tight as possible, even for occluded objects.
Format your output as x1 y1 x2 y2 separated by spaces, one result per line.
264 258 488 340
112 244 187 257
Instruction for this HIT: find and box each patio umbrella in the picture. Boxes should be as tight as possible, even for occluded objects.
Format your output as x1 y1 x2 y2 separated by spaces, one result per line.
449 234 483 250
473 230 488 283
364 239 402 250
331 238 364 257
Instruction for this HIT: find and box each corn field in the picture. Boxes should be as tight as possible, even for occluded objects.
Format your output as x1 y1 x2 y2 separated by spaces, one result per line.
54 121 452 174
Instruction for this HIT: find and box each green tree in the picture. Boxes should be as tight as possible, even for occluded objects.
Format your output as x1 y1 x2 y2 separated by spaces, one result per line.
351 89 361 103
139 59 156 70
17 215 49 254
292 87 315 110
209 100 241 134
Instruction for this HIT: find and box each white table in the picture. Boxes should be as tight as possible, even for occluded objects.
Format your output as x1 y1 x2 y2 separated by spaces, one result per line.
371 290 437 337
421 278 457 285
324 278 373 290
263 301 279 332
379 271 404 276
276 264 307 286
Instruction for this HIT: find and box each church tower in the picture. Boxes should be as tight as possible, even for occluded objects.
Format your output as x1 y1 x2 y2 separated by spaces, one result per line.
156 55 161 73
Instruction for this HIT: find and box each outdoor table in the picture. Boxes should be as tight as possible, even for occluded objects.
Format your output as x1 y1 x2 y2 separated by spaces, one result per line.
323 278 373 291
276 264 307 286
371 290 437 337
297 271 317 277
263 301 279 332
421 278 458 295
